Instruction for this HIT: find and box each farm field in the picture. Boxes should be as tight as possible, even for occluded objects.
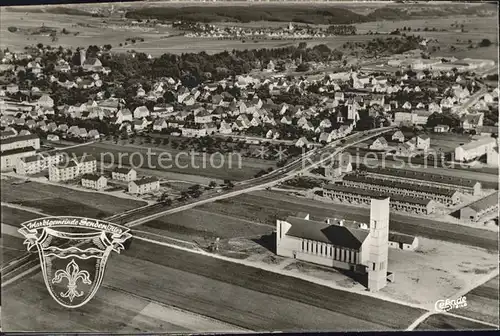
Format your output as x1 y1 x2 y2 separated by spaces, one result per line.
0 206 43 269
453 275 500 326
2 272 241 333
63 142 275 182
355 15 498 60
138 207 272 244
115 34 385 56
0 177 146 218
195 191 498 251
2 238 426 332
0 232 26 268
0 10 173 52
415 313 494 331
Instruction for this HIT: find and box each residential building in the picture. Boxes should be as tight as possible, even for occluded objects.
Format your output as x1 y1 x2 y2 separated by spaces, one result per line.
369 137 389 151
0 134 40 152
128 176 160 194
81 174 108 190
411 135 430 151
48 155 97 182
16 151 64 175
324 155 352 178
461 113 484 130
323 183 436 215
487 147 498 167
458 192 498 222
433 125 450 133
1 146 37 170
388 233 419 251
454 137 498 162
355 164 481 195
342 173 460 206
391 130 405 143
112 167 137 182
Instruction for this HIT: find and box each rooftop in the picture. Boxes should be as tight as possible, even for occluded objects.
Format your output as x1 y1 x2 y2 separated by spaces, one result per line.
132 176 159 186
82 173 105 181
388 232 417 245
113 166 135 174
285 216 369 250
463 192 499 213
323 183 432 206
343 174 457 197
0 134 39 145
356 164 479 189
1 146 36 156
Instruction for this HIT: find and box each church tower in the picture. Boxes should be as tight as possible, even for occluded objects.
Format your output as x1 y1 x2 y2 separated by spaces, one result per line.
368 196 390 292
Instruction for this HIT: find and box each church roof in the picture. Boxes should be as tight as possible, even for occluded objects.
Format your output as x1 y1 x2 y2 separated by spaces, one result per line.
285 216 369 250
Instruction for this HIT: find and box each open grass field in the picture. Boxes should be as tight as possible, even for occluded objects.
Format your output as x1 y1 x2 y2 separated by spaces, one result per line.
0 11 172 52
0 232 26 268
356 15 498 61
63 142 275 182
115 34 383 56
139 208 272 244
2 271 240 333
415 313 495 331
194 191 498 251
0 206 42 268
453 275 500 326
114 36 299 55
0 177 146 218
2 238 426 332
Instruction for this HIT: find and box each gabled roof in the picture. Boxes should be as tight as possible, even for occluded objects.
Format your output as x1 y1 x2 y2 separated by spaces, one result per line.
389 232 417 245
82 173 105 181
1 146 36 156
463 192 498 213
113 166 134 174
132 176 159 186
285 216 369 249
0 134 39 145
324 183 431 206
356 164 479 188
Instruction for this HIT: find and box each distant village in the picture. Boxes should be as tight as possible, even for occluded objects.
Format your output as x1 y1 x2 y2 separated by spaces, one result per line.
182 22 355 40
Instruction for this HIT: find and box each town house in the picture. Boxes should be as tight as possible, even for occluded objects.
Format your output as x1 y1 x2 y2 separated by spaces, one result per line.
128 177 160 194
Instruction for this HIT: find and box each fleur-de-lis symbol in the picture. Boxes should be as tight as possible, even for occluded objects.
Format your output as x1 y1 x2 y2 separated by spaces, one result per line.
52 259 92 303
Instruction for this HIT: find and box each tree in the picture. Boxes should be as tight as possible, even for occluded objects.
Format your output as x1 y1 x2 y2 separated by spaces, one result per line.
208 181 217 189
426 112 460 129
296 63 310 72
158 192 172 205
479 39 492 47
163 90 176 103
223 179 234 189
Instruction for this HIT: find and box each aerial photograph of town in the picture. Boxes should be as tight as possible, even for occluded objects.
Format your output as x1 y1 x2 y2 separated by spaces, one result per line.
0 0 498 333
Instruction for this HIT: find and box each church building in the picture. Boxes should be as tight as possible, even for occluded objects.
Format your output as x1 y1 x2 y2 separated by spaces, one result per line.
276 197 392 292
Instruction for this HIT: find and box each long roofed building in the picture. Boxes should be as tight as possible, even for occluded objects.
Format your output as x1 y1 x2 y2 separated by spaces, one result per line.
355 164 481 195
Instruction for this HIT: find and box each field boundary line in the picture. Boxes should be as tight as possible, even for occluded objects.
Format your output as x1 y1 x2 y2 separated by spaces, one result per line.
406 311 434 331
443 312 499 328
102 284 251 333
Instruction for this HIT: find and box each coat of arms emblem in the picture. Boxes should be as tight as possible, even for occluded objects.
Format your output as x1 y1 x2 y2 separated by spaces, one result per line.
18 216 132 308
